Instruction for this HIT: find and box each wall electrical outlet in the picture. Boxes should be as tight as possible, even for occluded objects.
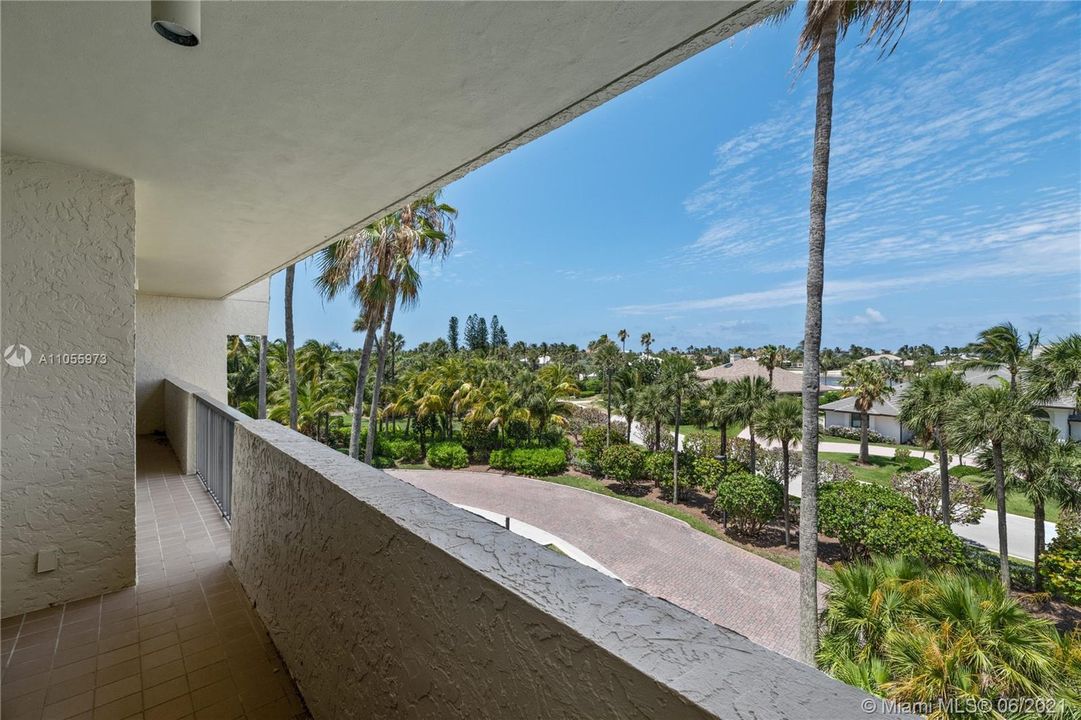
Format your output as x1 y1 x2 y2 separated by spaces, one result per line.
36 547 58 573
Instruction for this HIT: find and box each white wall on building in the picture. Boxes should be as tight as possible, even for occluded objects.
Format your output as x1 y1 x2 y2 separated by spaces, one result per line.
135 281 269 435
1 154 136 616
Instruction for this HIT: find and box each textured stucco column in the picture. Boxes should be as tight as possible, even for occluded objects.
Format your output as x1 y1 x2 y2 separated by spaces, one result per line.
230 421 908 720
1 154 136 616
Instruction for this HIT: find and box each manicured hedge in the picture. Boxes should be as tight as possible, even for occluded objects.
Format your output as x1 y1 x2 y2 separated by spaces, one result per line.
426 442 469 469
384 438 423 464
714 471 783 537
864 511 966 567
819 481 916 559
599 444 645 487
489 448 567 476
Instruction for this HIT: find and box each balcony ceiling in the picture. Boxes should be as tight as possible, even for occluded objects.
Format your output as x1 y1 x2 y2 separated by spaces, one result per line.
2 1 772 298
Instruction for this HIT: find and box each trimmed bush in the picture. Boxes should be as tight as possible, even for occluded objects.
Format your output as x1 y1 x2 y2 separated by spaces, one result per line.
694 456 726 494
384 438 423 464
644 451 697 499
489 448 567 476
599 444 645 488
714 471 783 537
948 465 983 478
864 511 966 567
819 481 915 559
578 425 625 476
426 442 469 469
1041 510 1081 603
460 420 499 462
893 447 911 463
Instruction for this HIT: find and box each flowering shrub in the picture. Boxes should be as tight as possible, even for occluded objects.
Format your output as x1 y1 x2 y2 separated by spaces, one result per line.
890 472 985 525
824 425 891 444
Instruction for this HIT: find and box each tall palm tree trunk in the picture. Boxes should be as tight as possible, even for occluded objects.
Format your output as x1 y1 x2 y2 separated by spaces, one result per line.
858 411 871 464
672 396 682 504
935 427 950 526
365 291 398 463
798 11 838 666
749 423 758 475
257 335 268 420
720 424 728 462
991 442 1011 587
285 265 298 431
605 372 612 447
349 317 379 459
653 417 661 452
1033 497 1045 592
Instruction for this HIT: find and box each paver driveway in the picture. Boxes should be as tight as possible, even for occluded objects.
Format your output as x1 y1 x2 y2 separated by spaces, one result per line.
390 469 826 660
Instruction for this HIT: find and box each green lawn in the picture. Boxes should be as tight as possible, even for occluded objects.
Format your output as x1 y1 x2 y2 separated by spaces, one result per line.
539 474 836 585
826 455 1061 522
819 451 932 485
673 422 745 441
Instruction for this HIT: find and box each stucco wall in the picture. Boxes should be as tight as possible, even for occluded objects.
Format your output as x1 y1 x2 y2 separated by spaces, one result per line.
230 421 904 720
135 281 268 434
1 153 136 616
163 378 200 474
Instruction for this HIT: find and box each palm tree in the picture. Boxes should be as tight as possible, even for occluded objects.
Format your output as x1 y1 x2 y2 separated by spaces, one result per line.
968 321 1039 392
592 339 622 447
817 556 1064 705
661 356 698 504
756 396 802 547
947 384 1032 587
757 344 783 385
1025 333 1081 408
617 329 628 352
257 335 268 419
284 264 298 430
640 332 653 356
636 383 668 451
840 361 893 464
365 194 457 463
725 376 776 475
976 423 1081 591
757 0 912 663
316 217 395 459
898 368 965 525
704 379 735 461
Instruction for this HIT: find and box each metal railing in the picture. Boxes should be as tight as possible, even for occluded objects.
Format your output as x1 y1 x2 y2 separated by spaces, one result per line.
194 393 245 521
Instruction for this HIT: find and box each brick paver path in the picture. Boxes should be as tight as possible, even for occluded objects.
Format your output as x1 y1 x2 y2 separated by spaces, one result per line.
390 469 827 660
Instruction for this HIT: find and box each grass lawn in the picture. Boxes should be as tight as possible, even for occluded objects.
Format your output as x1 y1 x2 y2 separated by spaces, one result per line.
674 422 745 441
819 451 931 485
539 474 837 585
946 466 1062 522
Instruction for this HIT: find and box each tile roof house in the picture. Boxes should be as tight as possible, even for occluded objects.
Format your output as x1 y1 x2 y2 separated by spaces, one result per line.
696 357 828 394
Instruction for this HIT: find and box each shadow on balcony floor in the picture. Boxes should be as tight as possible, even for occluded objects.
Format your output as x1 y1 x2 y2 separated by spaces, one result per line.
1 436 309 720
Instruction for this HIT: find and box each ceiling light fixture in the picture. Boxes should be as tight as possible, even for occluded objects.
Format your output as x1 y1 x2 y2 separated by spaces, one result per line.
151 1 200 47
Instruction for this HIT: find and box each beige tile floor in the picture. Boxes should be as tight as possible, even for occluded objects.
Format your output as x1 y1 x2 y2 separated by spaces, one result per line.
1 437 309 720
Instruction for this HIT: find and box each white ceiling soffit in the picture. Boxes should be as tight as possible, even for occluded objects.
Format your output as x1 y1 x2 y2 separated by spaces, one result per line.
2 1 779 298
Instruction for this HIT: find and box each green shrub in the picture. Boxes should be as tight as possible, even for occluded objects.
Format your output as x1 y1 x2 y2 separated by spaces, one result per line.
489 448 567 476
504 418 532 445
578 425 624 476
714 471 783 537
819 481 915 559
599 444 645 487
384 438 423 464
460 420 499 462
371 455 396 469
893 447 911 463
644 451 697 499
863 511 966 567
426 442 469 469
948 465 983 478
1040 510 1080 603
683 432 723 461
694 456 726 494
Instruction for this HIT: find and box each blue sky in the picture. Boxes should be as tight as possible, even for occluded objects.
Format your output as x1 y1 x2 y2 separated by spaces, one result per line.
270 1 1081 352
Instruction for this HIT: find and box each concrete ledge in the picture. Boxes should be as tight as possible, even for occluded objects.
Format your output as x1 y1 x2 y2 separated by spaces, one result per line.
229 421 906 719
163 377 200 474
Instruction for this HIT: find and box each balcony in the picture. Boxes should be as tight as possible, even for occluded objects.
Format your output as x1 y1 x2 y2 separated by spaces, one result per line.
0 436 307 720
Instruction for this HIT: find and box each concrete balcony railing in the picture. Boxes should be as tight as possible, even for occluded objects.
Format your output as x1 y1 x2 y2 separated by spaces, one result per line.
163 380 906 719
